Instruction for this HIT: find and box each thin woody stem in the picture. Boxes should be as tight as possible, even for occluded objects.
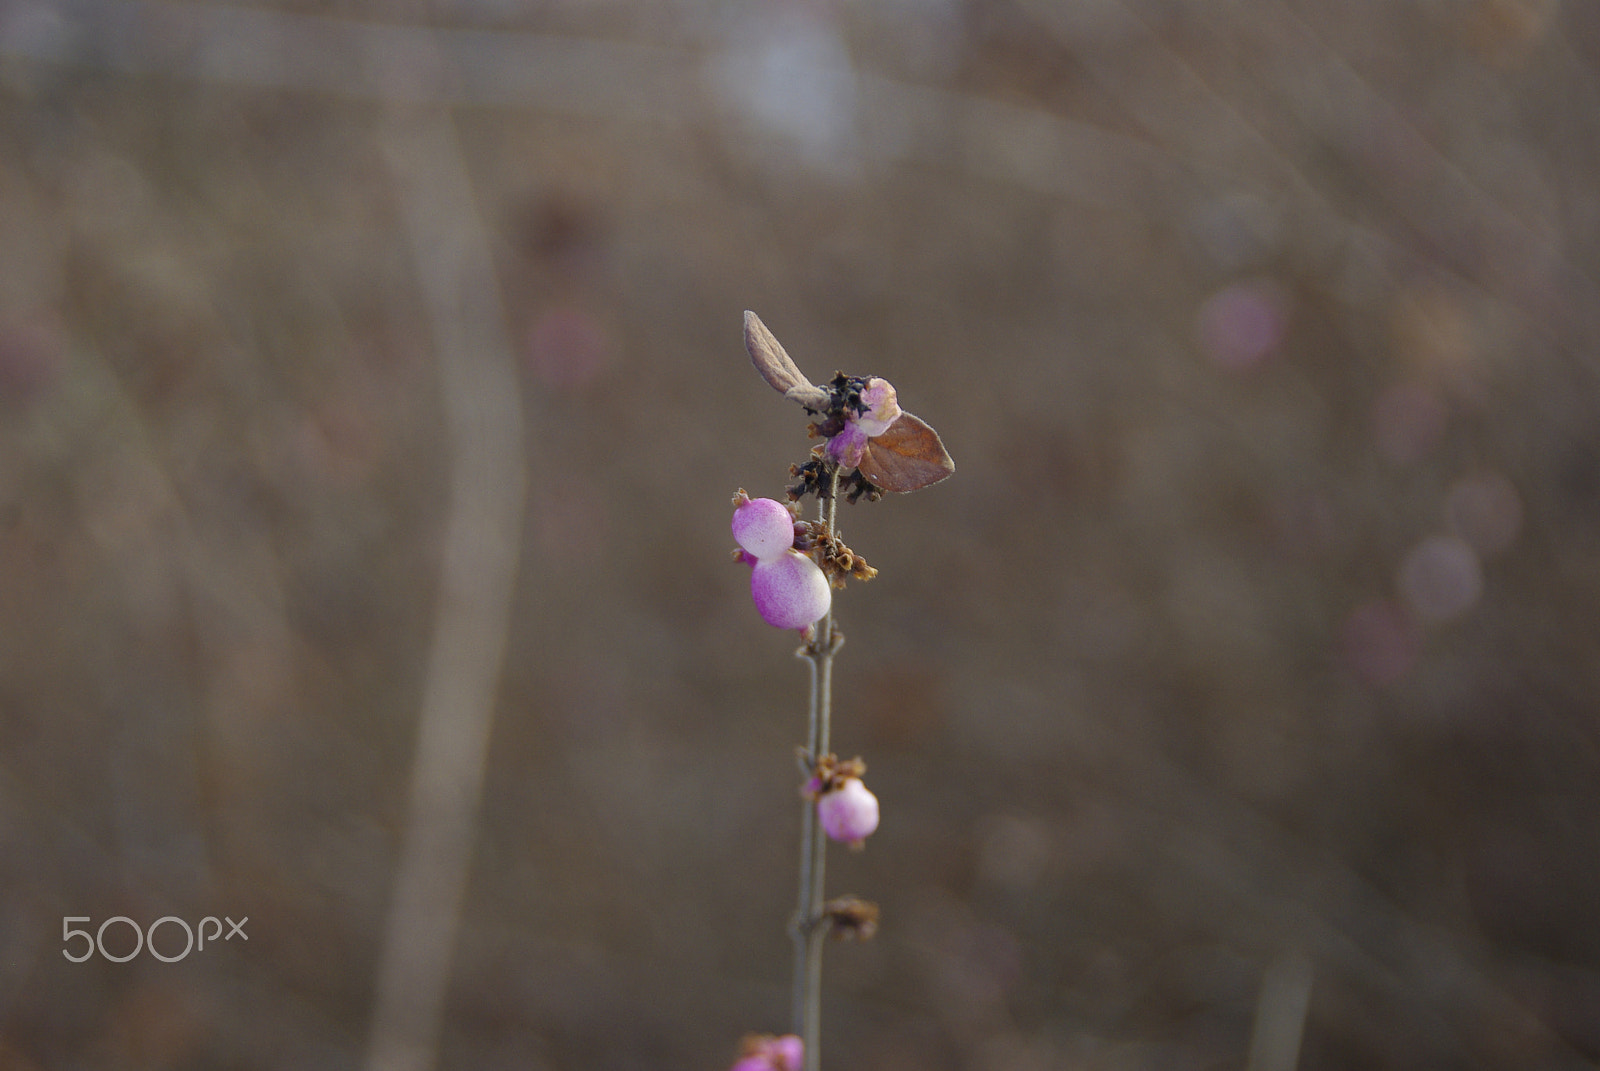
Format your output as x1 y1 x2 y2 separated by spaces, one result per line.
792 466 841 1070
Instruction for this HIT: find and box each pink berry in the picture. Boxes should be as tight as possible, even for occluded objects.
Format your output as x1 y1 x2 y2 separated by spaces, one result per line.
767 1035 803 1071
824 422 871 469
732 497 797 560
750 550 832 630
817 777 879 847
728 1034 804 1071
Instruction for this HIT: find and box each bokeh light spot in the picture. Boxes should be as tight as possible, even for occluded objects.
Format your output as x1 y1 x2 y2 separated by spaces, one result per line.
1342 599 1422 686
525 307 611 390
1373 381 1448 464
1196 279 1288 370
1446 471 1523 557
0 319 64 405
1398 534 1483 623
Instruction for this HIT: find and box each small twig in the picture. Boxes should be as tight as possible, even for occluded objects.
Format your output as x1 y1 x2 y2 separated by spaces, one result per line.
791 466 841 1069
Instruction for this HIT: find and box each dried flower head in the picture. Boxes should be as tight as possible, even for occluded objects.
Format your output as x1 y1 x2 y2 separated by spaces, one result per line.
823 895 880 941
744 312 954 498
823 375 901 469
794 521 878 587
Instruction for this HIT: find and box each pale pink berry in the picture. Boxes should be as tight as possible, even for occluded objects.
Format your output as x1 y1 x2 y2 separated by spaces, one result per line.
730 1033 803 1071
817 777 879 848
766 1035 803 1071
750 550 831 630
825 422 871 469
732 496 797 560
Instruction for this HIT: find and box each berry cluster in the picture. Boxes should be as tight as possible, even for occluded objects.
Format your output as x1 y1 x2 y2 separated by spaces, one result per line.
731 492 832 632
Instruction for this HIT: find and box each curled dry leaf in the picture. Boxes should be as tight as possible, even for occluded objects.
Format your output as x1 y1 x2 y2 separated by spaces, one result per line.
857 411 955 493
744 311 830 411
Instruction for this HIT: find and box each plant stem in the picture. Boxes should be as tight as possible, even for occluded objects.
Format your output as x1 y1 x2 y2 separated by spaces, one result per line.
792 467 840 1071
367 107 526 1071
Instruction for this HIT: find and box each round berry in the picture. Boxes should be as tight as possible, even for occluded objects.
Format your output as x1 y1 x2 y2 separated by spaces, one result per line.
824 423 870 469
766 1035 803 1071
817 777 879 848
728 1034 803 1071
732 497 797 560
750 550 832 630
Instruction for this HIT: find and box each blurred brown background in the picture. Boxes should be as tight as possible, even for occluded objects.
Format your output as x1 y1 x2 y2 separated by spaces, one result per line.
3 1 1600 1068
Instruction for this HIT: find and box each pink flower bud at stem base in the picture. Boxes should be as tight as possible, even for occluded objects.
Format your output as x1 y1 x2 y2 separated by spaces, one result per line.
731 1033 803 1071
767 1034 803 1069
817 776 879 849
